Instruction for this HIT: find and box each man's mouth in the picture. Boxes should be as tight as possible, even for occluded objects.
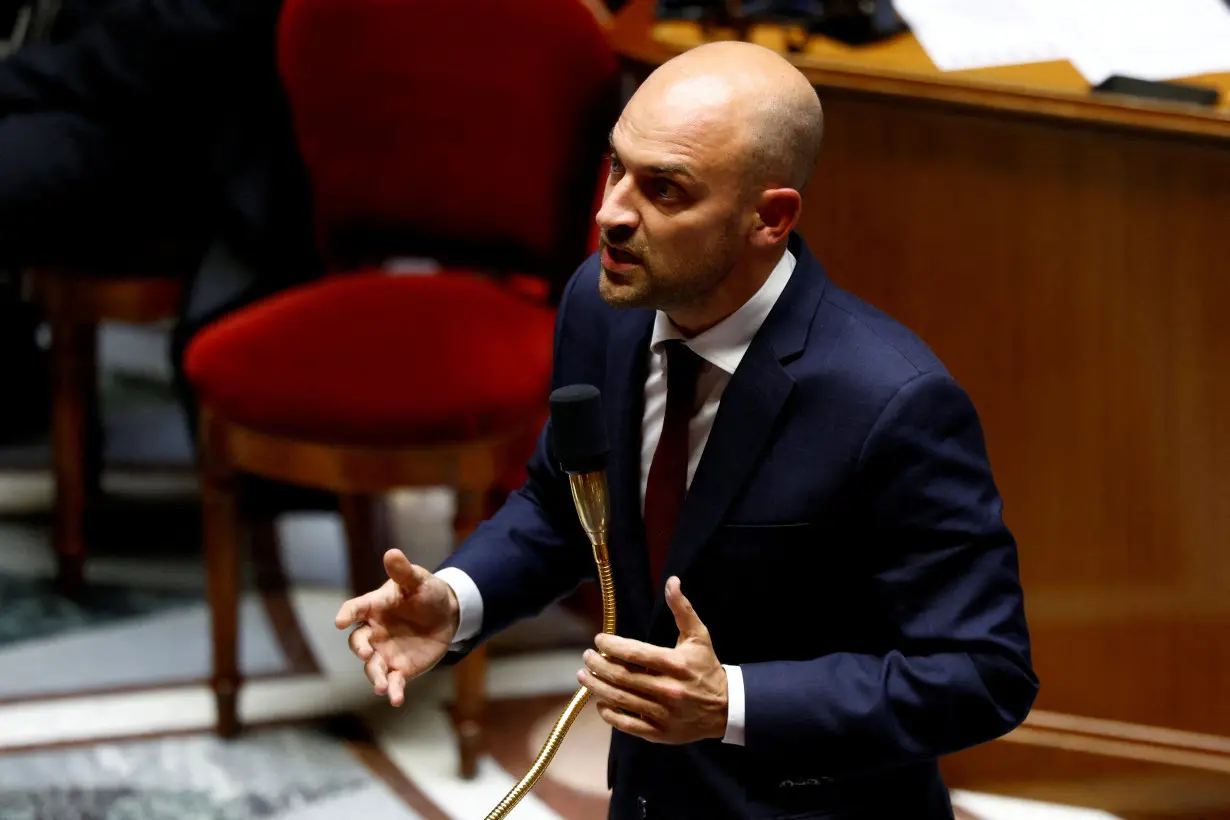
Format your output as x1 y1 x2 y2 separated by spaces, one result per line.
607 245 639 263
602 244 642 270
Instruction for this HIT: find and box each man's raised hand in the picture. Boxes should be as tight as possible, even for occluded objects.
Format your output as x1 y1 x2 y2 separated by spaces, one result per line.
335 549 460 706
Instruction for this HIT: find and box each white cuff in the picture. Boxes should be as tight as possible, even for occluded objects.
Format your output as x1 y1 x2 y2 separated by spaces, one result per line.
721 664 745 746
433 567 483 645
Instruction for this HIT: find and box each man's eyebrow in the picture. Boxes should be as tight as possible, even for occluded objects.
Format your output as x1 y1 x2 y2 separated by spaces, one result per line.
608 132 695 180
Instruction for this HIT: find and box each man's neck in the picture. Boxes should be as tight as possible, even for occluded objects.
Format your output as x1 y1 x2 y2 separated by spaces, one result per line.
666 248 786 337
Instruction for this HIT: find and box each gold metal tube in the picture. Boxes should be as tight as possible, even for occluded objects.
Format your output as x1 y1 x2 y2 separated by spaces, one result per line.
483 472 614 819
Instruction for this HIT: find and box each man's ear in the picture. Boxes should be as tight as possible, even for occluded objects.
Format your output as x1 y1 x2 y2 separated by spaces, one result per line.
752 188 802 247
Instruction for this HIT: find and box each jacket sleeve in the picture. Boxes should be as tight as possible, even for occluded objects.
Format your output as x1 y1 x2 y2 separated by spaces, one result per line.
434 268 597 656
739 371 1039 775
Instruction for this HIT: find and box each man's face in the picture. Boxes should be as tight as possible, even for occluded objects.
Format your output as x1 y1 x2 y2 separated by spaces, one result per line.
595 93 751 314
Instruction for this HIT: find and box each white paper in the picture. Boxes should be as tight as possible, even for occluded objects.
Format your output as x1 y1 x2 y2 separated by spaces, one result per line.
894 0 1230 84
893 0 1065 72
1027 0 1230 84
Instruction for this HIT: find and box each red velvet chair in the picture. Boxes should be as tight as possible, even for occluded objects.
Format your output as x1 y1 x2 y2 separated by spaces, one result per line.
184 0 619 778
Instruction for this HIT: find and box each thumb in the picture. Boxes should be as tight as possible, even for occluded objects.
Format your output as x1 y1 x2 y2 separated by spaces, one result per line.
383 549 428 592
666 577 709 643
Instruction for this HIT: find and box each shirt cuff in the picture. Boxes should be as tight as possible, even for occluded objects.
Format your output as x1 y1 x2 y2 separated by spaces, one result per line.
721 664 745 746
433 567 483 645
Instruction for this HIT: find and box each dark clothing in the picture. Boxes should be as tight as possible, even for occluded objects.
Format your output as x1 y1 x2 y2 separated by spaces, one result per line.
0 108 213 268
441 233 1038 819
0 0 315 274
0 0 319 438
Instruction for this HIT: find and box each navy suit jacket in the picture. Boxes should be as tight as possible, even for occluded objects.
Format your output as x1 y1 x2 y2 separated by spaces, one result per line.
440 233 1038 819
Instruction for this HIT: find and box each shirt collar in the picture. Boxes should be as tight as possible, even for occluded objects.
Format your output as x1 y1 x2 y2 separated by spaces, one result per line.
649 248 797 375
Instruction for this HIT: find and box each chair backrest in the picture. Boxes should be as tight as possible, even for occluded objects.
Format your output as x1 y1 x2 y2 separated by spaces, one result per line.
276 0 621 286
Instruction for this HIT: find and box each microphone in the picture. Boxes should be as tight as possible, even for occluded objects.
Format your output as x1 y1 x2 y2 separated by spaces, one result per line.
549 383 609 471
549 384 611 559
484 384 617 819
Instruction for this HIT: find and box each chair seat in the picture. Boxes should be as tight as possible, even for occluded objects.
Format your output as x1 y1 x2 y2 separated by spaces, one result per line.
27 269 185 324
185 270 557 446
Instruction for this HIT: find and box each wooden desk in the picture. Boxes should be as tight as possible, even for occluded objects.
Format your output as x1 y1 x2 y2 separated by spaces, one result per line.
612 0 1230 138
611 1 1230 813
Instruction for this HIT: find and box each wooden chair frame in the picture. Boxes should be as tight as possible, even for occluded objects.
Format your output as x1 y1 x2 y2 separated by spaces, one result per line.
198 404 516 779
25 269 184 593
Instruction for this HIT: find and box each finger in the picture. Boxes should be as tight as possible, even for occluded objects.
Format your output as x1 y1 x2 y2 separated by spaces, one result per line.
594 634 687 677
383 549 429 593
578 666 668 725
348 624 375 661
584 649 664 700
596 702 664 743
387 670 406 707
365 654 389 694
665 577 709 642
335 586 393 630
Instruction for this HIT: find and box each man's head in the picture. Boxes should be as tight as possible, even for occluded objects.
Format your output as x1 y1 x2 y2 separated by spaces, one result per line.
596 41 824 333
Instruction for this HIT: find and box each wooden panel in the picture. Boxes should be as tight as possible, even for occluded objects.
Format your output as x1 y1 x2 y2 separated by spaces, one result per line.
941 716 1230 818
802 89 1230 735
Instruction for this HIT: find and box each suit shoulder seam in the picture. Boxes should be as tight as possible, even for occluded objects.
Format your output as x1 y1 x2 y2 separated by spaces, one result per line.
820 293 928 377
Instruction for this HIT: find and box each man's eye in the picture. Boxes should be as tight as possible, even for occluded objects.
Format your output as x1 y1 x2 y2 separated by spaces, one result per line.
608 155 623 174
652 179 678 200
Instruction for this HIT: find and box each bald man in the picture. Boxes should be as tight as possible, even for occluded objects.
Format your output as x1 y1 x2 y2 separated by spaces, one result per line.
337 42 1036 819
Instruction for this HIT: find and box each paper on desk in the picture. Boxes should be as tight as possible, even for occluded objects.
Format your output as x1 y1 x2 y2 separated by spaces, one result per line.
1026 0 1230 85
892 0 1065 72
895 0 1230 84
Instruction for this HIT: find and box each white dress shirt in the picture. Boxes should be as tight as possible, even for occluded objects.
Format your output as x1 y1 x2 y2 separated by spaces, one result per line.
435 248 797 747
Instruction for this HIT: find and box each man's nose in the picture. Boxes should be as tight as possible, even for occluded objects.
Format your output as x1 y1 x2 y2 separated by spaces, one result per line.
604 224 634 246
595 177 638 234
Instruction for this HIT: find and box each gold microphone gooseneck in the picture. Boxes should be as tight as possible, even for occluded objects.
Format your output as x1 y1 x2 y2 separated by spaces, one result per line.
484 385 616 820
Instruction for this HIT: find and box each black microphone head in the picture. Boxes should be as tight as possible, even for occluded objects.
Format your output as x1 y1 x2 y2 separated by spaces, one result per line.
549 384 609 474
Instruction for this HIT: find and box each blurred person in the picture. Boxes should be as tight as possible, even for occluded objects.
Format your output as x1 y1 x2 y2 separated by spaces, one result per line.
336 40 1037 819
0 0 318 439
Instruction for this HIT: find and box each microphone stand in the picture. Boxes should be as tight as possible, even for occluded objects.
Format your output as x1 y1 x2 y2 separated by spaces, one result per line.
483 468 615 819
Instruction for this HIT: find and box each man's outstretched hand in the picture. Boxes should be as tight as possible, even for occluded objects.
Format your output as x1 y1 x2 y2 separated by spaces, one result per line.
335 549 460 707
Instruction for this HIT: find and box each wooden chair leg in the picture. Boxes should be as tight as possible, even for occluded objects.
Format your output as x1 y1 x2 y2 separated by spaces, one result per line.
82 337 103 506
450 487 489 780
339 493 390 597
49 318 98 595
202 423 243 738
248 513 285 594
247 511 318 672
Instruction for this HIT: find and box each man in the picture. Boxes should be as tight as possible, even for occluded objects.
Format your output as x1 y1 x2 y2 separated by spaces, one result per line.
335 41 1038 819
0 0 318 438
0 0 314 279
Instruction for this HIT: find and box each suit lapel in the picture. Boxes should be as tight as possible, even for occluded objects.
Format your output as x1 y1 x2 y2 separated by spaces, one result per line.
649 233 830 636
605 308 655 638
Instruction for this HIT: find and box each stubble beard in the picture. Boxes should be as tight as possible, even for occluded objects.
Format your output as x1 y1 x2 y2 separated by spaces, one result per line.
599 236 739 315
597 264 651 309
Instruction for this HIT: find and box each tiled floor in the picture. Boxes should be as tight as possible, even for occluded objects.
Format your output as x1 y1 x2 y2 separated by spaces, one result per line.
0 723 415 819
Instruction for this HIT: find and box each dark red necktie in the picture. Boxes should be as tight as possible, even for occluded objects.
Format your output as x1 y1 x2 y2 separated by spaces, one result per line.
643 340 702 590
